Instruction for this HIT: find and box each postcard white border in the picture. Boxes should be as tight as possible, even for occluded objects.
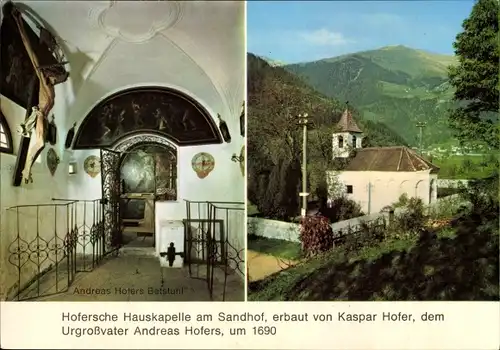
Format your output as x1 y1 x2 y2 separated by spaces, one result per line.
1 301 499 349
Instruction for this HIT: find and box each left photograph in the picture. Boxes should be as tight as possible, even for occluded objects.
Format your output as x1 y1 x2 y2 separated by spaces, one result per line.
0 1 246 302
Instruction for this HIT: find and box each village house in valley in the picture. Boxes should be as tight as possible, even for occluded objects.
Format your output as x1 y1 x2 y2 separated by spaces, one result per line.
326 108 440 214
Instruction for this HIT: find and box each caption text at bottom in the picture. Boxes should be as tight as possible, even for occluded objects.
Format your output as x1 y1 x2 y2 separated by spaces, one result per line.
60 310 445 338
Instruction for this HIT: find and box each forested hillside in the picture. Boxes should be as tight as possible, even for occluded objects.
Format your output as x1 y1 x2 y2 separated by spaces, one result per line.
285 46 458 147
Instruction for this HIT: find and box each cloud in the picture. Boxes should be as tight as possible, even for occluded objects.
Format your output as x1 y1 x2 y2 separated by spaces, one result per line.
299 29 353 46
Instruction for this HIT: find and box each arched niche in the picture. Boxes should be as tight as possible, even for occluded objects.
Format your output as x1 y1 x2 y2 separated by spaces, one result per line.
72 86 223 149
415 179 426 200
0 111 14 154
115 134 178 201
338 135 344 148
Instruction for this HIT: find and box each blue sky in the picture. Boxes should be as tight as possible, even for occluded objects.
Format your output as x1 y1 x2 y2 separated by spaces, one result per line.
247 1 475 63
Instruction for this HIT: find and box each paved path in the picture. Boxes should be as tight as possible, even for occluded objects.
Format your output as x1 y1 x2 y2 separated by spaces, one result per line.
19 254 244 302
247 250 297 282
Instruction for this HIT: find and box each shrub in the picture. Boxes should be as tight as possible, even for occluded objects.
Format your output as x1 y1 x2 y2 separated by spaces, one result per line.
393 193 409 208
299 215 334 257
428 195 462 220
320 195 364 223
389 197 427 239
460 171 499 215
343 219 386 253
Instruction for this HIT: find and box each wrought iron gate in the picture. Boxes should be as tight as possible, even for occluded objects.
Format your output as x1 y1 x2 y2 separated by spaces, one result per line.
6 199 105 300
183 217 225 298
208 202 245 301
100 148 122 254
183 200 245 301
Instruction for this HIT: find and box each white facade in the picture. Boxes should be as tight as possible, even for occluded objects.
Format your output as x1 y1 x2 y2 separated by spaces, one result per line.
327 170 438 214
0 1 245 300
332 131 363 158
327 107 438 214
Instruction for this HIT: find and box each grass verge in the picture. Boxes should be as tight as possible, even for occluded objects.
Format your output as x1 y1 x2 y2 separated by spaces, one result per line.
248 218 498 301
247 235 302 261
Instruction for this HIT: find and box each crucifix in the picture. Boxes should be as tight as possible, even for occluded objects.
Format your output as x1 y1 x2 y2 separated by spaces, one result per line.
9 6 68 185
12 76 38 186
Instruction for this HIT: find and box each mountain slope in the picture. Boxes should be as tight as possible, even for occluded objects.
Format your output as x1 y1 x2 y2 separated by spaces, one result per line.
259 55 287 67
285 46 458 147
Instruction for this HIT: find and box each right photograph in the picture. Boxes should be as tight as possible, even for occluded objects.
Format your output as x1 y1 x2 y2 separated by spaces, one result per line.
246 0 499 301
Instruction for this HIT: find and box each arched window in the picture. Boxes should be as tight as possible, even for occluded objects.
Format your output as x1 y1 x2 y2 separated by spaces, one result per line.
338 135 344 148
0 111 14 154
352 135 357 149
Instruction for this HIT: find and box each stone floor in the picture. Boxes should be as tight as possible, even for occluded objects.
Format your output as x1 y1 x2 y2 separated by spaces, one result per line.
122 230 155 248
18 247 244 302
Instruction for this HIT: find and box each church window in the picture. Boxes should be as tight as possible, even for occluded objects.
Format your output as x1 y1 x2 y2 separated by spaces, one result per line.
0 112 13 154
352 135 357 148
346 185 353 194
338 136 344 148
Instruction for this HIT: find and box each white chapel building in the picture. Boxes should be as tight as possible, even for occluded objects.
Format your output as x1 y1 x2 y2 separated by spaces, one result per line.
326 108 440 214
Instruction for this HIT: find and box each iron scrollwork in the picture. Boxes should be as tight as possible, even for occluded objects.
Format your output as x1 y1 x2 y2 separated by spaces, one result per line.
100 149 122 252
7 199 104 300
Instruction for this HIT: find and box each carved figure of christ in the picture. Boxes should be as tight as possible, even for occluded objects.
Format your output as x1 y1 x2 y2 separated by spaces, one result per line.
12 8 56 184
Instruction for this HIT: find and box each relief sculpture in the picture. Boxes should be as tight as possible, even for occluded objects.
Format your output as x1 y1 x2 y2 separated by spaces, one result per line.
191 152 215 179
153 107 170 132
84 155 101 178
73 87 223 149
131 99 144 128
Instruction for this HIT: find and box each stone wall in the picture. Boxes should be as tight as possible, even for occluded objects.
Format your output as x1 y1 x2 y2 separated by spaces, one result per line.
247 218 301 242
437 179 470 188
248 194 465 243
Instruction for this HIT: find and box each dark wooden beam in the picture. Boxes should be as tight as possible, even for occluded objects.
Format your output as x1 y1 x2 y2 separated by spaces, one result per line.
12 76 38 187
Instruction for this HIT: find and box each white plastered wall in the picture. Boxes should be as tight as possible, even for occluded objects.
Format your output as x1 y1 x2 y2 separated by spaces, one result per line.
326 170 434 214
0 82 74 299
332 132 363 159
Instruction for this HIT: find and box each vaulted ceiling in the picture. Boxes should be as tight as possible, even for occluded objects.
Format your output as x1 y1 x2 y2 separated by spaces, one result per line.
12 0 245 131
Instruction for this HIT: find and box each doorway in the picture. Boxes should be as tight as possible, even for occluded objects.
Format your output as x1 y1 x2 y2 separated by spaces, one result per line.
119 142 177 249
100 140 177 253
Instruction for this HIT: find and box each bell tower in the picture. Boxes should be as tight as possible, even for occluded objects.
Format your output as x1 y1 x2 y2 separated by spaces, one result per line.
332 102 363 159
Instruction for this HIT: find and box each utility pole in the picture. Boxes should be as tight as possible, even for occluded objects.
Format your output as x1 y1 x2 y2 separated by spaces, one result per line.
416 122 427 155
298 113 313 217
367 182 372 214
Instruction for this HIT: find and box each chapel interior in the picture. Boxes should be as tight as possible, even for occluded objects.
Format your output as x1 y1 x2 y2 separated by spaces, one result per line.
0 0 246 302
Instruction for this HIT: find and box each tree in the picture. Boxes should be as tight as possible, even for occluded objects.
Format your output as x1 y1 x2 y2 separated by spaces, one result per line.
278 159 301 219
448 0 499 149
262 161 283 218
255 173 270 216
